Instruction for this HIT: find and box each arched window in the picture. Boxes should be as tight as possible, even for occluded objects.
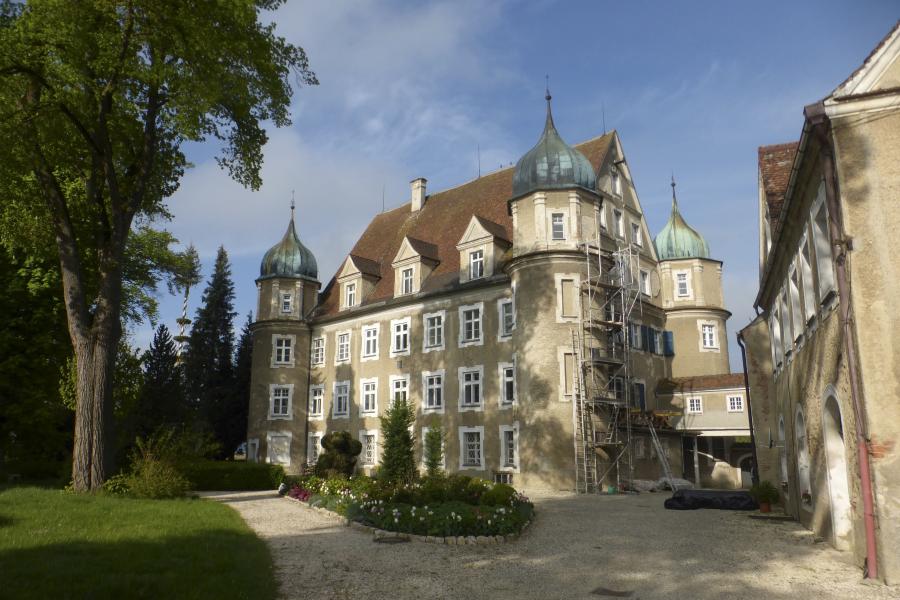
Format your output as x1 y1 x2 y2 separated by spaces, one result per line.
795 408 813 509
822 389 852 547
778 417 789 489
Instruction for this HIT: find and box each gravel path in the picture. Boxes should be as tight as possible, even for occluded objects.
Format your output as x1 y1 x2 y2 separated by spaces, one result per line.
203 490 896 600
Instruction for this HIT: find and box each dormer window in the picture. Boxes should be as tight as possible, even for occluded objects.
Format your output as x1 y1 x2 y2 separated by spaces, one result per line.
613 209 624 238
281 292 293 314
345 282 357 308
631 222 642 247
400 267 414 295
469 250 484 280
551 213 566 240
612 167 622 196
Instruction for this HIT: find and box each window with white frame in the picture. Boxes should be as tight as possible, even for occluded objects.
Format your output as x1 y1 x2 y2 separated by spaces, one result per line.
333 381 350 418
599 206 608 230
459 427 484 469
469 249 484 280
499 362 516 406
390 317 411 356
640 269 650 296
267 432 291 466
500 424 518 469
308 385 324 419
400 267 414 296
499 298 515 338
459 303 483 346
727 395 745 412
631 222 642 247
360 378 378 416
687 396 703 414
311 337 325 366
273 335 293 366
811 188 836 301
344 281 357 308
423 371 444 413
779 290 792 357
390 375 409 407
771 305 784 368
611 167 622 195
551 213 566 240
629 323 643 351
361 324 379 360
701 323 717 349
307 433 322 465
281 292 293 314
459 366 483 411
361 431 378 466
269 384 292 419
675 271 690 298
799 234 816 321
423 311 444 351
788 267 804 342
613 209 624 237
557 275 580 321
336 331 350 363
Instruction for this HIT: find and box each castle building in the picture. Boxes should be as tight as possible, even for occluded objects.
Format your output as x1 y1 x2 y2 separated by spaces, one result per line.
742 23 900 583
246 93 750 492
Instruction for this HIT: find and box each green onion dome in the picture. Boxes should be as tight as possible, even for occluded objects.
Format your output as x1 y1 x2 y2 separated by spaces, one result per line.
653 183 710 260
259 212 318 281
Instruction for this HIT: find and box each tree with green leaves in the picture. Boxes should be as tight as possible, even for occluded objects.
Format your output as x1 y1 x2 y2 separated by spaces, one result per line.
379 399 417 485
184 247 236 456
423 418 445 478
229 313 253 459
0 0 316 490
136 324 183 438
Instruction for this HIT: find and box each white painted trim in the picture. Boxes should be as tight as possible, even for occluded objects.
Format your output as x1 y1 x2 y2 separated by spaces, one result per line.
359 377 379 417
271 334 297 368
557 346 575 402
267 383 294 420
458 365 485 412
673 269 693 300
308 384 325 420
311 336 326 367
457 302 484 348
421 369 446 415
458 425 486 471
360 323 380 361
498 422 520 472
697 319 720 352
686 396 703 415
388 374 410 408
498 360 517 408
359 429 379 466
390 316 412 357
334 329 352 365
554 273 581 323
397 264 416 297
726 394 745 413
548 208 569 241
307 432 323 465
497 297 515 341
266 430 292 466
332 380 351 419
280 290 294 314
422 310 446 353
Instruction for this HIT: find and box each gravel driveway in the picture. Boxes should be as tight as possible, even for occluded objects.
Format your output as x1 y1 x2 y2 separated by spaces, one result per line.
204 490 895 600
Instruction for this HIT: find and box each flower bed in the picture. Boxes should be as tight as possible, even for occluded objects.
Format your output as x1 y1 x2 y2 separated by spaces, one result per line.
286 474 534 540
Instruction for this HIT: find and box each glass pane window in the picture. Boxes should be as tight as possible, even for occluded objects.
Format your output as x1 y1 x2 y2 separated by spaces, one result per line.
461 369 482 408
425 375 443 410
551 213 565 240
469 250 484 280
631 222 642 246
345 282 357 308
363 327 378 358
500 300 514 337
334 383 350 416
312 338 324 365
337 333 350 362
640 270 650 295
614 210 624 237
363 434 376 465
701 324 716 348
687 397 703 414
391 377 408 406
425 314 443 348
463 308 481 342
728 396 744 412
503 429 516 467
393 320 410 353
676 273 689 297
362 381 377 414
272 387 290 416
309 388 323 416
501 366 515 405
401 267 414 295
275 337 292 364
463 431 482 467
281 292 293 313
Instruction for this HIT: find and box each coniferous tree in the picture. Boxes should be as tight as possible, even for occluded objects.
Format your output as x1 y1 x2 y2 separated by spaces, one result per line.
423 418 445 478
226 313 253 458
136 325 183 438
379 398 417 484
184 247 237 456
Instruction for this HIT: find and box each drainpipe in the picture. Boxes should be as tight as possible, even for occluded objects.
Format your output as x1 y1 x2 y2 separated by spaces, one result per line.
737 332 760 487
805 101 878 580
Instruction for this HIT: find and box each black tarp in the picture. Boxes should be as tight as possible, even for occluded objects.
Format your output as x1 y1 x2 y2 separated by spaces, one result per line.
664 489 759 511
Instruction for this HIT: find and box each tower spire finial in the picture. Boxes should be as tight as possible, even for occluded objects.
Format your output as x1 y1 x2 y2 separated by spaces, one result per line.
290 190 295 220
670 174 678 211
544 74 555 129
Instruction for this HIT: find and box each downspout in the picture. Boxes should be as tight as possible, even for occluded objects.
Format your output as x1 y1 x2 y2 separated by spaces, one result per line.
805 101 878 580
736 332 760 486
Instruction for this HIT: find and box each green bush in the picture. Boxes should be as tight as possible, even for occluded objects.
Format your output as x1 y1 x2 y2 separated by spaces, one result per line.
480 483 516 506
379 398 416 484
749 480 780 504
127 459 191 499
101 473 132 496
179 461 285 491
423 419 445 478
445 474 473 502
418 475 447 504
314 431 362 478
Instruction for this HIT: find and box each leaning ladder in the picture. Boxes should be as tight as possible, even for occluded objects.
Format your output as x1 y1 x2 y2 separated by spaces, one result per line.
571 329 598 494
646 417 677 491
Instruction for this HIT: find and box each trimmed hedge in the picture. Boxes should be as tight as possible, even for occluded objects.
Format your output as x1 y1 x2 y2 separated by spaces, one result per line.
179 461 285 491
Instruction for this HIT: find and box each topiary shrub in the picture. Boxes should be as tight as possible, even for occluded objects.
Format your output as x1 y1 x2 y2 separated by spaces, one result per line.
480 483 516 506
179 461 285 491
314 431 362 478
423 418 445 478
379 398 417 485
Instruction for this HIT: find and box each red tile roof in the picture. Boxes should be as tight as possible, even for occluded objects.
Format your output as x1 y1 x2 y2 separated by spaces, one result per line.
657 373 745 394
316 132 616 318
758 142 799 233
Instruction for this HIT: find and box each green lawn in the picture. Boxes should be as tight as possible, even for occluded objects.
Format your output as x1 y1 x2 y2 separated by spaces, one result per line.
0 487 277 599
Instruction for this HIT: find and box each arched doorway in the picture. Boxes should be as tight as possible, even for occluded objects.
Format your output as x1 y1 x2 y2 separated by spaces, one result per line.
795 408 812 511
822 389 852 549
737 453 753 488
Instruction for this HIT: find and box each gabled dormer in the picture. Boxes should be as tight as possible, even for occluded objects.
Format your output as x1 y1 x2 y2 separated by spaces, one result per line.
456 215 510 284
336 255 381 311
391 236 439 297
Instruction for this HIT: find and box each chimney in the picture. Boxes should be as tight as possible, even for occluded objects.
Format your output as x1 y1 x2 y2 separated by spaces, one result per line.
411 178 427 212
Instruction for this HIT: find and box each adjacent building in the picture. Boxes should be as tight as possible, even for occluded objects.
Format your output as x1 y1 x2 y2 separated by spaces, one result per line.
742 22 900 583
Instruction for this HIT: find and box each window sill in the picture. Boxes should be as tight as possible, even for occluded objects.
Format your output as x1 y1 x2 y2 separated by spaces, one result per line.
389 349 411 358
268 414 293 421
458 404 484 413
458 339 484 348
423 345 444 353
332 414 349 420
422 407 445 415
499 401 516 410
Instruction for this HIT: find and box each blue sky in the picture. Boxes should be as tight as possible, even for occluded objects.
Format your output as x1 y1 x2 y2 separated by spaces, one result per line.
138 0 898 371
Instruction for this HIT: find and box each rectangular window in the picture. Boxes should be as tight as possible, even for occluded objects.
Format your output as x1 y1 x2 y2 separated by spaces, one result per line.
362 433 377 466
345 282 357 308
308 386 324 418
640 270 650 295
336 332 350 363
267 433 291 466
630 323 643 350
551 213 566 240
400 267 414 295
811 192 836 301
271 386 291 417
799 234 816 321
333 382 350 418
281 292 293 314
469 249 484 280
501 426 517 468
701 324 717 349
311 337 325 365
499 299 515 338
779 290 792 357
788 267 804 342
676 272 689 298
632 382 646 410
560 278 579 319
391 317 411 355
461 429 483 468
599 206 608 230
612 168 621 195
771 308 784 368
423 371 444 413
460 304 483 345
390 376 409 407
459 367 483 410
500 363 516 406
562 351 576 397
362 325 379 359
612 376 625 402
307 434 322 465
687 397 703 414
274 336 293 365
360 379 377 416
727 395 745 412
631 222 642 247
424 312 444 350
614 209 624 237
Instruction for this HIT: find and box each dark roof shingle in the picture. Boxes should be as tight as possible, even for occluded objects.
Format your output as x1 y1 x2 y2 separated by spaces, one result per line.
758 142 799 233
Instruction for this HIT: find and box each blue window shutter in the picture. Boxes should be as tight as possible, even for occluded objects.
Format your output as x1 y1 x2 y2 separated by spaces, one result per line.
663 331 675 356
649 328 657 354
641 325 650 351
